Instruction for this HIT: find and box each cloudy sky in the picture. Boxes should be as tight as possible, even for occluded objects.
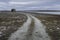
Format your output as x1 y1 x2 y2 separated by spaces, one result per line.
0 0 60 10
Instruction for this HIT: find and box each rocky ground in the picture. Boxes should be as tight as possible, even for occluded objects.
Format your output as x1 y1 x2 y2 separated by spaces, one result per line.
35 15 60 40
0 12 27 40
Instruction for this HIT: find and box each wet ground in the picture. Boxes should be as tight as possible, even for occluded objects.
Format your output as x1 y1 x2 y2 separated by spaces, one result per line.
35 15 60 40
0 12 60 40
0 12 27 40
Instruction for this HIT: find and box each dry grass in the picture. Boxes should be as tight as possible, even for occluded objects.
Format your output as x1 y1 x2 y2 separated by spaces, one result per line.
35 15 60 40
0 13 27 40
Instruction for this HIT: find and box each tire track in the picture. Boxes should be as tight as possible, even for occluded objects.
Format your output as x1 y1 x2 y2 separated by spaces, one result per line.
8 14 51 40
8 15 32 40
31 15 51 40
25 18 34 40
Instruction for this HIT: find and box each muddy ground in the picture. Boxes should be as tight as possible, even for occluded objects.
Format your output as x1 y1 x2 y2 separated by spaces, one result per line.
0 12 60 40
35 15 60 40
0 12 27 40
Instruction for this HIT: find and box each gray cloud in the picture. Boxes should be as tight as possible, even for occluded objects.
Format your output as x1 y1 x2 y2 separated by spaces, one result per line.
0 0 60 10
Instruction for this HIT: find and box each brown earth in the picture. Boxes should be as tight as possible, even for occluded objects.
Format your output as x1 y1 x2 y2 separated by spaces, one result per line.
35 15 60 40
0 12 27 40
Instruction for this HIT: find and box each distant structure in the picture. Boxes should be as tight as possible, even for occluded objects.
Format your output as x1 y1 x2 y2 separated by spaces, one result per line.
11 9 16 12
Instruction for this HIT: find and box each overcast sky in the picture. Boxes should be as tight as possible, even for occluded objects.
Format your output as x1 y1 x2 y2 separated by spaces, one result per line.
0 0 60 10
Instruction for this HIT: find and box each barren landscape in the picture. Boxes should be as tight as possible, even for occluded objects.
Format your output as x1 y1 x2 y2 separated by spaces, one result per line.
0 12 60 40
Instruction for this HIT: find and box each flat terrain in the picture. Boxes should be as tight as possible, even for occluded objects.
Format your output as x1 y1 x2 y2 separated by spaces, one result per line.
0 12 60 40
0 12 27 40
35 15 60 40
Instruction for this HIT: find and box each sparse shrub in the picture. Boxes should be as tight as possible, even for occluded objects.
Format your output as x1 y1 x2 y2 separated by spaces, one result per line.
11 9 16 12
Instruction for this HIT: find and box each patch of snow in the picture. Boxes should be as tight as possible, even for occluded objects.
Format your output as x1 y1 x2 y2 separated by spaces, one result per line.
57 27 60 30
49 29 53 31
0 32 2 34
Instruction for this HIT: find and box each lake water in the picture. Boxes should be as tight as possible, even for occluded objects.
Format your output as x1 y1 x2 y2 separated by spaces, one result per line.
36 12 60 15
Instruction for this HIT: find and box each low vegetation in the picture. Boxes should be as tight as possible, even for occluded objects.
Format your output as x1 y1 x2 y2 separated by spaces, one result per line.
0 12 27 40
35 15 60 40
